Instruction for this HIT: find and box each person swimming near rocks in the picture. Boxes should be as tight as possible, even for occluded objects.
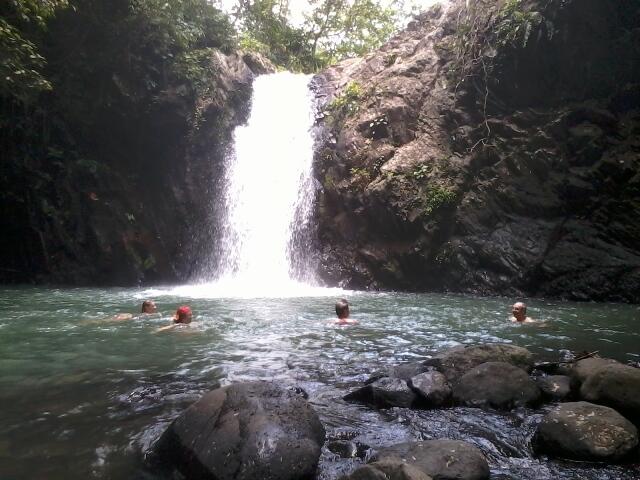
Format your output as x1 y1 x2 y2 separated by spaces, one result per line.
332 299 358 325
510 302 535 323
156 306 194 332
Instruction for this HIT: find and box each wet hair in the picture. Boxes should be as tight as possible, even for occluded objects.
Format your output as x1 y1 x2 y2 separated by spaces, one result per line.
141 300 155 313
335 299 349 319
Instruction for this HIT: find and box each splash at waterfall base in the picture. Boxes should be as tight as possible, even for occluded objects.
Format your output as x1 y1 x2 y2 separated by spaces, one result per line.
149 344 640 480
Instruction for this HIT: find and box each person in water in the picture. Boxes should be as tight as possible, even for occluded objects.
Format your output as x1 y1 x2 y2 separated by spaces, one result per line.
141 300 158 314
333 299 358 325
510 302 535 323
108 300 158 321
156 305 193 332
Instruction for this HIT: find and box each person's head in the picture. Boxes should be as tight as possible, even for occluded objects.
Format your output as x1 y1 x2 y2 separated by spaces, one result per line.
174 306 193 324
335 299 349 319
141 300 157 314
512 302 527 322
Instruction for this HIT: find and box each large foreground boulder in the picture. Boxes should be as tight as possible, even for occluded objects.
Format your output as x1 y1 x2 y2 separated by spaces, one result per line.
152 382 325 480
535 402 638 461
580 363 640 422
423 344 534 383
452 362 541 409
374 440 490 480
344 377 417 408
342 460 432 480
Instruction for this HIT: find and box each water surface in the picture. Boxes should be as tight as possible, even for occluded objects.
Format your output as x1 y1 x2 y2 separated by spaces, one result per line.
1 287 638 479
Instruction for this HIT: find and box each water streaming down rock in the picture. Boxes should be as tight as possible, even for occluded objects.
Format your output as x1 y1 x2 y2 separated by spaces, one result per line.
199 72 324 297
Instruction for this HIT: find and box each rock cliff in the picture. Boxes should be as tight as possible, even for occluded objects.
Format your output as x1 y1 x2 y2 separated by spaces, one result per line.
312 0 640 302
0 49 257 285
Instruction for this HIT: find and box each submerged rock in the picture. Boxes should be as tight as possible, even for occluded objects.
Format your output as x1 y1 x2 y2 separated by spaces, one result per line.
344 377 417 409
535 375 572 401
409 371 452 407
342 459 432 480
452 362 541 409
535 401 638 461
152 381 325 480
374 439 490 480
423 344 534 383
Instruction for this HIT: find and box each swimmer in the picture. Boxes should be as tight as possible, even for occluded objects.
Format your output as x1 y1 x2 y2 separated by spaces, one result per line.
156 306 194 332
332 299 358 325
510 302 535 323
89 300 159 323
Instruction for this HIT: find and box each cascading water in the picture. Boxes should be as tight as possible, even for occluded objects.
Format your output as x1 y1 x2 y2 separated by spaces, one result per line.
186 72 337 298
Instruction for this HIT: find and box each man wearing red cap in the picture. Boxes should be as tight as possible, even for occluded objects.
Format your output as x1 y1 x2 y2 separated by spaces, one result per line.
156 305 193 332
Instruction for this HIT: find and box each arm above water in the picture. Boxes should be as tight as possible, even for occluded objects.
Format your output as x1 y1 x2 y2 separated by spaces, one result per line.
155 323 177 333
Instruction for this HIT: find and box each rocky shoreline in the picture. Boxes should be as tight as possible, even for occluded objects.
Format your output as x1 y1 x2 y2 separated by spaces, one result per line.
149 343 640 479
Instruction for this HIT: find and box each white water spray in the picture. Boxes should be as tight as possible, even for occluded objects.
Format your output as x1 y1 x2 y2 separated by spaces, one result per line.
159 72 345 298
218 72 316 284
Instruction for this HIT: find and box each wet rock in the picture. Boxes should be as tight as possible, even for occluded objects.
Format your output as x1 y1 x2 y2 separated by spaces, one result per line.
344 377 417 409
535 375 572 401
452 362 541 410
580 363 640 422
342 460 432 480
366 362 429 385
152 381 325 480
409 371 452 407
423 344 534 383
374 439 490 480
535 401 638 461
571 357 621 384
327 440 358 458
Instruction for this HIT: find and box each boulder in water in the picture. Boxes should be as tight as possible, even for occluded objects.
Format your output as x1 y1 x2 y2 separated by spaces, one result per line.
452 362 541 409
535 401 638 461
373 439 490 480
344 377 417 409
152 381 325 480
409 371 452 407
342 459 432 480
570 357 621 384
535 375 573 401
580 363 640 422
423 344 534 383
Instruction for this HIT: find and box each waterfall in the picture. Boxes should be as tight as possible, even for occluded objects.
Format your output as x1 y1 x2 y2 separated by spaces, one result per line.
186 72 335 298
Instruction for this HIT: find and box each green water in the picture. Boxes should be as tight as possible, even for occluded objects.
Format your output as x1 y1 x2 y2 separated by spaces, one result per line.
0 286 638 479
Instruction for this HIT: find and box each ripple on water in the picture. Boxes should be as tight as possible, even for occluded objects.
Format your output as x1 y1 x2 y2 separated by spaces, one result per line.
0 288 639 479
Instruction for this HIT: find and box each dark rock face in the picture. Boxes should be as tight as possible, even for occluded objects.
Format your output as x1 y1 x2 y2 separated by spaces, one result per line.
580 363 640 422
536 375 572 401
343 460 432 480
1 48 254 286
535 401 639 461
312 0 640 302
423 344 534 383
344 377 417 409
452 362 541 409
409 371 452 407
153 382 325 480
374 440 490 480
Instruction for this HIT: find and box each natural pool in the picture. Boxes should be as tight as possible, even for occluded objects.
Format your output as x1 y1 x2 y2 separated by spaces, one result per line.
0 286 638 479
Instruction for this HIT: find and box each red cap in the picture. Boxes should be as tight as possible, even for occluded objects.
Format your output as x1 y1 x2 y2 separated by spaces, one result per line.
176 306 192 317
